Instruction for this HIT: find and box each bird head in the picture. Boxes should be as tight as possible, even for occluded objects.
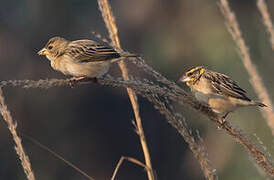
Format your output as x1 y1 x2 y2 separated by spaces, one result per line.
179 66 205 86
38 36 68 60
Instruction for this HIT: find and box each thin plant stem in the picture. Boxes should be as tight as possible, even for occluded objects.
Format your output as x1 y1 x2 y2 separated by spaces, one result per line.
219 0 274 136
0 89 35 180
97 1 155 180
22 134 94 180
257 0 274 50
144 93 218 180
111 156 148 180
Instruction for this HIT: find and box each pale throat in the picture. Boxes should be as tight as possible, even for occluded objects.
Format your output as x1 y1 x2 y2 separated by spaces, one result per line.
46 55 54 61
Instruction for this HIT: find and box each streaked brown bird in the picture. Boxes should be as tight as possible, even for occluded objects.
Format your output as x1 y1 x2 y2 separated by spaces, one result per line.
179 66 266 120
38 36 136 84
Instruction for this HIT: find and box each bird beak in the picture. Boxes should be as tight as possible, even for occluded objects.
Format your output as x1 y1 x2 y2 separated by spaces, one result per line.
178 75 191 83
38 48 48 56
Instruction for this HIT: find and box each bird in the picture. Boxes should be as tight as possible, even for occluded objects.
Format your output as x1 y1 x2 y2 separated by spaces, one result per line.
38 36 137 86
179 66 266 121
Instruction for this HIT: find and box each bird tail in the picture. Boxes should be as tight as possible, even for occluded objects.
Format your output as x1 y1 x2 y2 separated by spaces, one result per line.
254 101 267 107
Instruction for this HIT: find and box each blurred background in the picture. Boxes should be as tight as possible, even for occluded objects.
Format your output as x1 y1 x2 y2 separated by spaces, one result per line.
0 0 273 179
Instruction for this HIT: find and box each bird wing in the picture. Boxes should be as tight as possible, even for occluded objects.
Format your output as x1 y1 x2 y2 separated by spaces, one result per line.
66 40 121 62
204 71 251 101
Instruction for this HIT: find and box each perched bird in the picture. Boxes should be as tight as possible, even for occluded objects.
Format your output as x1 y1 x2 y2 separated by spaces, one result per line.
38 36 136 85
179 66 266 120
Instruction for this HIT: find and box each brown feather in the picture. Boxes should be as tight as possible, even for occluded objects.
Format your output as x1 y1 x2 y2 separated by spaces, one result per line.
66 40 121 62
203 70 251 101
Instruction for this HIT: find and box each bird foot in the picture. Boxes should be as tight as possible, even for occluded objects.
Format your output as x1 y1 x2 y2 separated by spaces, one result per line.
217 118 226 129
217 112 230 129
69 77 86 88
69 77 98 88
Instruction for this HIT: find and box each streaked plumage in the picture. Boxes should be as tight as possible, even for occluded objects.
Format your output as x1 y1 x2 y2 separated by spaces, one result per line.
38 36 136 80
179 66 266 119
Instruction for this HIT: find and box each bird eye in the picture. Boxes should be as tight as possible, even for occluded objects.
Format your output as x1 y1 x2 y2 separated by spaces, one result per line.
188 72 193 76
48 45 53 50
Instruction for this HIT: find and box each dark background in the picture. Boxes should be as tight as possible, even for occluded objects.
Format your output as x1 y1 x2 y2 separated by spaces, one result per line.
0 0 273 179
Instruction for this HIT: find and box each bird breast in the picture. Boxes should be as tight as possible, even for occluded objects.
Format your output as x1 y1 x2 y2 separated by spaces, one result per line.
191 77 238 115
50 56 110 78
193 89 238 115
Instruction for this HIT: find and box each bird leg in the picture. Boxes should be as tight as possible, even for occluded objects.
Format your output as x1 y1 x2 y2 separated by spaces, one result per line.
69 76 98 88
69 76 86 88
222 112 230 119
217 112 229 129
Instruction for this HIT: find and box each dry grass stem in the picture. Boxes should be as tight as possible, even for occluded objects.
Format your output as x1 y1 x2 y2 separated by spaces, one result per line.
111 156 148 180
253 134 272 180
219 0 274 136
145 94 218 180
23 134 94 180
0 89 35 180
257 0 274 50
97 1 155 180
2 76 274 176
